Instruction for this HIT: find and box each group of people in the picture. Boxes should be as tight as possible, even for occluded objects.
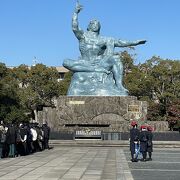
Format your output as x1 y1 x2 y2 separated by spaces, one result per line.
129 120 153 162
0 121 50 159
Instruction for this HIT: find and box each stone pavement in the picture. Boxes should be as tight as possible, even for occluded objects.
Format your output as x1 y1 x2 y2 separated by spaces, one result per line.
0 147 132 180
0 146 179 180
126 148 180 180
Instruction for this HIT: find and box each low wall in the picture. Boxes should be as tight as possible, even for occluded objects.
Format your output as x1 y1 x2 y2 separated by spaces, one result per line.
50 131 180 141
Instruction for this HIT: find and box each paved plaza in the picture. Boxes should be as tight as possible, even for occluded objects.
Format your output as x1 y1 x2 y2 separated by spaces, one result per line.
125 148 180 180
0 146 179 180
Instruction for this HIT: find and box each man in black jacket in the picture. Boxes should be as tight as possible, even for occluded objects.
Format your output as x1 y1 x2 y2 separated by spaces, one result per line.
139 125 148 161
129 120 140 162
42 122 50 150
6 123 17 158
147 126 153 161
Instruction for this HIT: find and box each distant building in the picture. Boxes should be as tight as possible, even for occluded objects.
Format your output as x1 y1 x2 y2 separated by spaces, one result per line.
56 66 69 81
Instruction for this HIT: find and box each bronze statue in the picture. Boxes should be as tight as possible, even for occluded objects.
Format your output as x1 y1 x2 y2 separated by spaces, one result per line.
63 1 146 96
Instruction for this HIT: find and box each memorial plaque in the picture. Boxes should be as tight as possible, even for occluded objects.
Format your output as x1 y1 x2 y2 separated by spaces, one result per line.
128 105 140 112
69 101 85 105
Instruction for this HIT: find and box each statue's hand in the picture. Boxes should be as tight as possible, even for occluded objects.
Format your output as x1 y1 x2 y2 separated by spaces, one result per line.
138 40 147 45
75 2 83 13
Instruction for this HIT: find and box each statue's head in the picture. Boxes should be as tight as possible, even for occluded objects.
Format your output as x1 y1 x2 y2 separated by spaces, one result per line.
87 20 101 34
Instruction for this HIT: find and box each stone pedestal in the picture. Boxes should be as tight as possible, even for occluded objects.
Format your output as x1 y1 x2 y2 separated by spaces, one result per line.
38 96 147 133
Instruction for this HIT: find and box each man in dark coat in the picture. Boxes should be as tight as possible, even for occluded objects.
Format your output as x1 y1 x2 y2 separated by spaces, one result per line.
129 120 140 162
139 125 148 161
42 122 50 150
147 126 153 161
6 123 17 157
19 123 28 156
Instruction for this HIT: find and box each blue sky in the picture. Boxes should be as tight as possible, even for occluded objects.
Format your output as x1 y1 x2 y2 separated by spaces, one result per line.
0 0 180 67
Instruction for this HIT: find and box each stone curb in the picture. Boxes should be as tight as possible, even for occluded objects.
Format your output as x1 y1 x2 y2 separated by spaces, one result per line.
49 140 180 148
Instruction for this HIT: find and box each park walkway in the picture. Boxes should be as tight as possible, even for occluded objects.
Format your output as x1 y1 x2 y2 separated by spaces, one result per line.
0 146 180 180
0 147 132 180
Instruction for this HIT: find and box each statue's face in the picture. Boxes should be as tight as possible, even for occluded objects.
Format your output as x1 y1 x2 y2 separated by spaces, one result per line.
87 20 101 33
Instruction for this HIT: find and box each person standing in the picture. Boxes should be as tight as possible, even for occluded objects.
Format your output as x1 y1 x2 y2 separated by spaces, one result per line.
30 124 37 153
139 125 148 162
6 123 17 158
42 122 50 150
0 121 6 158
129 120 140 162
147 126 153 161
19 123 28 156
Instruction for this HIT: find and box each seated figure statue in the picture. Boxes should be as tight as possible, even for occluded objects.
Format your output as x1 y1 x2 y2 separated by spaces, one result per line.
63 1 146 96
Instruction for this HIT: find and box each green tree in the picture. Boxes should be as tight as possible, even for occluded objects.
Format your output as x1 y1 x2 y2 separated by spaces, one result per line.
121 51 153 99
17 64 61 122
137 57 180 122
147 102 166 121
0 63 27 123
167 100 180 130
59 71 72 95
121 53 180 123
11 64 30 88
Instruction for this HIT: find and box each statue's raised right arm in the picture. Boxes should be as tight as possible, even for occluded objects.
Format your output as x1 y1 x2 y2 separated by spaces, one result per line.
72 1 84 40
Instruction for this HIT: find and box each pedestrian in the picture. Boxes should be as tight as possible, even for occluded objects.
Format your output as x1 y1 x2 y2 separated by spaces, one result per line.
139 125 148 162
42 122 50 150
129 120 140 162
19 123 28 156
6 123 17 158
147 125 153 161
2 124 9 158
30 124 37 153
26 123 33 154
35 125 43 151
0 121 6 158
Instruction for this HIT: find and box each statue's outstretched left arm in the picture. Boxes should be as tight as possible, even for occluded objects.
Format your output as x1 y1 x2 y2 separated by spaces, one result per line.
114 39 146 47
